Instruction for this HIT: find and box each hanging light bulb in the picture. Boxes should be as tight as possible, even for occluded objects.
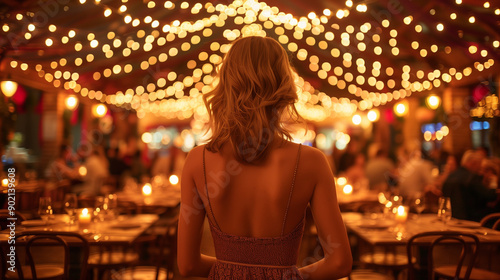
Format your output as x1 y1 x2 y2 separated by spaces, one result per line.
1 80 18 98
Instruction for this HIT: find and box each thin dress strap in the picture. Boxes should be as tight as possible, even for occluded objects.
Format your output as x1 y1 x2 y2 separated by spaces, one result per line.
281 144 302 236
203 146 222 231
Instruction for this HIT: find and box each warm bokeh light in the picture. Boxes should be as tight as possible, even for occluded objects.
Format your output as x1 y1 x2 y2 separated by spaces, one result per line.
394 101 408 117
78 166 87 177
169 175 179 185
2 179 8 187
367 109 380 122
352 114 361 125
337 177 347 186
426 95 441 110
142 183 152 196
1 80 18 97
65 95 79 110
141 132 152 143
343 184 353 195
92 104 107 117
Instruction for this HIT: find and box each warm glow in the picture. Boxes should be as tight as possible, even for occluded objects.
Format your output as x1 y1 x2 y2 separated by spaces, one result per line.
441 126 449 136
1 80 18 98
81 208 89 216
142 183 152 196
169 175 179 185
78 166 87 177
337 177 347 186
426 95 441 110
343 184 353 195
394 102 408 117
424 131 432 141
141 132 152 143
2 179 8 187
92 104 107 117
367 109 380 122
352 114 362 125
65 95 79 110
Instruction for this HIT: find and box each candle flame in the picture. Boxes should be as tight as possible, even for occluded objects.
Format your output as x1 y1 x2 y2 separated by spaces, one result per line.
82 208 88 215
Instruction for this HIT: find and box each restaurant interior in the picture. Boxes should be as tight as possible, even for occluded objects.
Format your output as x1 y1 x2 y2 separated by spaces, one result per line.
1 0 500 279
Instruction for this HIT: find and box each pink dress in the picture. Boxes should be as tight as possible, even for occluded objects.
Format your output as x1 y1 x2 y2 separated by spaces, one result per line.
203 145 304 279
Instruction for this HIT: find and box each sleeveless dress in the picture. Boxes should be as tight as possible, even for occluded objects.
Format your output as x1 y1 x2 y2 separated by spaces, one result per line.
203 145 304 280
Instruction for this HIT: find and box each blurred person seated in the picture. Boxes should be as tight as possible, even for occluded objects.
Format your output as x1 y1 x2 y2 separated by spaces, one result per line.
45 145 80 182
106 147 128 189
398 149 438 200
338 153 368 191
74 146 109 196
365 145 395 192
481 158 500 210
442 150 500 222
150 148 172 177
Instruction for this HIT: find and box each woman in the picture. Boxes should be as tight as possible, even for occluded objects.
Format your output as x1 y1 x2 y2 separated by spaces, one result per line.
177 36 352 279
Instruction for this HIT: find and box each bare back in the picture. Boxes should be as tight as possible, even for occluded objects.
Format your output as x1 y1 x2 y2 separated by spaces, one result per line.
196 141 314 237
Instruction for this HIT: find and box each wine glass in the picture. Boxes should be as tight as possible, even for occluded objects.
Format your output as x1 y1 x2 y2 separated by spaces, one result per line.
104 194 118 219
38 197 54 224
438 197 452 224
63 194 78 224
412 194 426 217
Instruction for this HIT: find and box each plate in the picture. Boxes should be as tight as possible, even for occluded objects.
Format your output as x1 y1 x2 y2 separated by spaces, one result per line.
108 223 142 230
21 220 47 227
358 220 394 229
448 219 482 229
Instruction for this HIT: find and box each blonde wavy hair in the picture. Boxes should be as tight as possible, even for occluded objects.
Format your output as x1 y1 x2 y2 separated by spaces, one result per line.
203 36 302 163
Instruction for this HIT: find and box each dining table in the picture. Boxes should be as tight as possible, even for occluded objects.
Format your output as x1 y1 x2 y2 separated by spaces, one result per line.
342 213 500 246
341 212 500 276
0 213 159 245
116 184 181 212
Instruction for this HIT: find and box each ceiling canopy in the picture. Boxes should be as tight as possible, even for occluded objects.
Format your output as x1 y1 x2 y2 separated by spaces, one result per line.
1 0 499 122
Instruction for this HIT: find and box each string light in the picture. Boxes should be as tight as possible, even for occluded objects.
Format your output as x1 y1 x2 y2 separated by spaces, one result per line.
3 0 497 122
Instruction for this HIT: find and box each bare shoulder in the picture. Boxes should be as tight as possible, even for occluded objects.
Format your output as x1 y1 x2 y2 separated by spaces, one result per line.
299 145 330 168
183 145 206 175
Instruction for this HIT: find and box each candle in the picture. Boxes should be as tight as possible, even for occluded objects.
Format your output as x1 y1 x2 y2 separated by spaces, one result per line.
142 183 152 196
79 208 91 228
1 179 8 188
395 205 408 223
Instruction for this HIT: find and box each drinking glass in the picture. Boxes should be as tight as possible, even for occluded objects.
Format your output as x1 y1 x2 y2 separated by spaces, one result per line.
104 194 118 219
63 193 78 224
412 194 426 216
438 197 452 224
38 197 54 224
95 196 105 222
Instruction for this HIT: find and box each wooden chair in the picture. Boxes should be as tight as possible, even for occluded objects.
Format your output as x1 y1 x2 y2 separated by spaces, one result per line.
407 231 500 280
5 231 89 280
111 215 179 280
480 213 500 230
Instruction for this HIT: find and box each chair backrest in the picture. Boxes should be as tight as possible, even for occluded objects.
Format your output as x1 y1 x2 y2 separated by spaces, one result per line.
480 213 500 230
15 231 90 280
407 231 479 280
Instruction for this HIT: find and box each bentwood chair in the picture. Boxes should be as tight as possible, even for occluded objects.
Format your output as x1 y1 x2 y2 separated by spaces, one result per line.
407 231 500 280
5 231 89 280
480 213 500 230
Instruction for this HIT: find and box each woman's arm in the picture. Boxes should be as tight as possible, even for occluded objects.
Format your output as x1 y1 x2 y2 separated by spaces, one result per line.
298 149 353 279
177 148 216 277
